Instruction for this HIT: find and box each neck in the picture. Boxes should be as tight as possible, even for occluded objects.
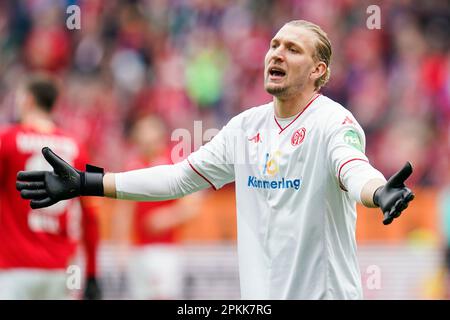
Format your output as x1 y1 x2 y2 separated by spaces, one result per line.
22 111 55 134
274 89 318 118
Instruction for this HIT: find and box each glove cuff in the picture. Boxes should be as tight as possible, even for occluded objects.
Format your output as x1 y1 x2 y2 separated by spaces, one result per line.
373 186 383 207
81 164 105 196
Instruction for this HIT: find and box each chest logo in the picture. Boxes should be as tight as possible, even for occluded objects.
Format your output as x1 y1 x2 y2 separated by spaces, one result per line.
291 127 306 146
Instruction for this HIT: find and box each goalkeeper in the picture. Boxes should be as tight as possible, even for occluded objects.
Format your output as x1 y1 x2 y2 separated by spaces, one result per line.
17 20 414 299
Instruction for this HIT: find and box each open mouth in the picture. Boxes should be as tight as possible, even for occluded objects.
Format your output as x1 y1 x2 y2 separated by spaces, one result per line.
268 67 286 79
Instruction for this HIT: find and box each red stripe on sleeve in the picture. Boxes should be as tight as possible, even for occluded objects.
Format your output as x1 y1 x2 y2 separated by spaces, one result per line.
187 159 218 191
337 158 368 191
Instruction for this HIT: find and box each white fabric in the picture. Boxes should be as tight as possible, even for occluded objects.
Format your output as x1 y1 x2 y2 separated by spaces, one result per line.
115 94 386 299
115 162 210 201
340 161 386 203
326 112 386 202
0 269 69 299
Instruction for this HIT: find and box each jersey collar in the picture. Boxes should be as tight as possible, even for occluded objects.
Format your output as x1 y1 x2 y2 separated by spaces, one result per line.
273 93 321 134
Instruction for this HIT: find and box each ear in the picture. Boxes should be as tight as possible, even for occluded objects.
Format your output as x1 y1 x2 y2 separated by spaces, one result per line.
310 61 327 83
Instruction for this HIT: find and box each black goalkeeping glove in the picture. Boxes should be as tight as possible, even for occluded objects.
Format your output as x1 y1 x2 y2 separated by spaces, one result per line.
373 162 415 225
16 147 104 209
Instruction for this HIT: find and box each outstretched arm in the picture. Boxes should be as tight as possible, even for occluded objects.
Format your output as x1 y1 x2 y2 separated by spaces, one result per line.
327 111 415 225
17 147 211 208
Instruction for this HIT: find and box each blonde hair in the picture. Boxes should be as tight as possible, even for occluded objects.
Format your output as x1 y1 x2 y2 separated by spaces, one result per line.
285 20 332 89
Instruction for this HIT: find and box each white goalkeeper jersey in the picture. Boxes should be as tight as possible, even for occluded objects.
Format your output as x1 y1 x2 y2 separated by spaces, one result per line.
186 94 383 299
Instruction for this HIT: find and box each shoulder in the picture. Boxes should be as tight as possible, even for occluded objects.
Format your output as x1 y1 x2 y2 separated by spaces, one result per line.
226 102 273 129
52 127 83 144
0 124 20 138
316 95 353 119
316 95 363 132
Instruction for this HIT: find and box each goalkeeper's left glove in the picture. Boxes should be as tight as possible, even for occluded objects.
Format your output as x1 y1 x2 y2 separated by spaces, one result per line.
373 162 415 225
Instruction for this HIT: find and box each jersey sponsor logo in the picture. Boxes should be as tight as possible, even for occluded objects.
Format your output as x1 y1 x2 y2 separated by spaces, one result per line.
247 176 301 190
248 132 262 143
291 127 306 146
248 150 301 190
262 151 281 176
344 129 363 152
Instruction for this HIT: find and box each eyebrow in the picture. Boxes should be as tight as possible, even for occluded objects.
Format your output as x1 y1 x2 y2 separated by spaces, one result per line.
270 38 305 52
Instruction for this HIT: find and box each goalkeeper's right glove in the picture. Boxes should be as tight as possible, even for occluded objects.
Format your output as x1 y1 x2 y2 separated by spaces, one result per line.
16 147 104 209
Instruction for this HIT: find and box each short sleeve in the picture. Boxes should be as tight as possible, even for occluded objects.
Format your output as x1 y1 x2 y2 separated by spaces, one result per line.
187 116 241 190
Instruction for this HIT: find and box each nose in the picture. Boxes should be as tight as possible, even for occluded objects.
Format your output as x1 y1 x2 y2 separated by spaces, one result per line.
269 47 285 63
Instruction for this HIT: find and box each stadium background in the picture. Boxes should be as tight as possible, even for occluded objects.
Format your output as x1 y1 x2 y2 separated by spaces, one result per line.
0 0 449 299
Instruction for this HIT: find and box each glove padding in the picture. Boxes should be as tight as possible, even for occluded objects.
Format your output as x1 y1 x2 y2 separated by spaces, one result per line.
83 277 102 300
16 147 104 209
373 162 415 225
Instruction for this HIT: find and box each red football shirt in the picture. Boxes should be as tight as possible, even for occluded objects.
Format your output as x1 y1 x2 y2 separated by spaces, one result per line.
0 124 90 270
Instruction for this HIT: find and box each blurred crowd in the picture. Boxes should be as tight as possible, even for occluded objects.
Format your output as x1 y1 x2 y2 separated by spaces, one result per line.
0 0 448 186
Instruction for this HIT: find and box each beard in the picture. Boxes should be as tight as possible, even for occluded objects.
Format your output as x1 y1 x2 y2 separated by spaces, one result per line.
265 75 308 98
265 84 288 96
264 78 291 97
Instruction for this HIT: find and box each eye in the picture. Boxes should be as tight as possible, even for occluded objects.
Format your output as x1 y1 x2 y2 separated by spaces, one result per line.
270 42 278 49
289 47 298 53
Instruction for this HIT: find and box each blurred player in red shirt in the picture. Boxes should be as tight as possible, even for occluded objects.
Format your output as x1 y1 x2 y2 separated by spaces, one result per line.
114 115 200 299
0 74 101 299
